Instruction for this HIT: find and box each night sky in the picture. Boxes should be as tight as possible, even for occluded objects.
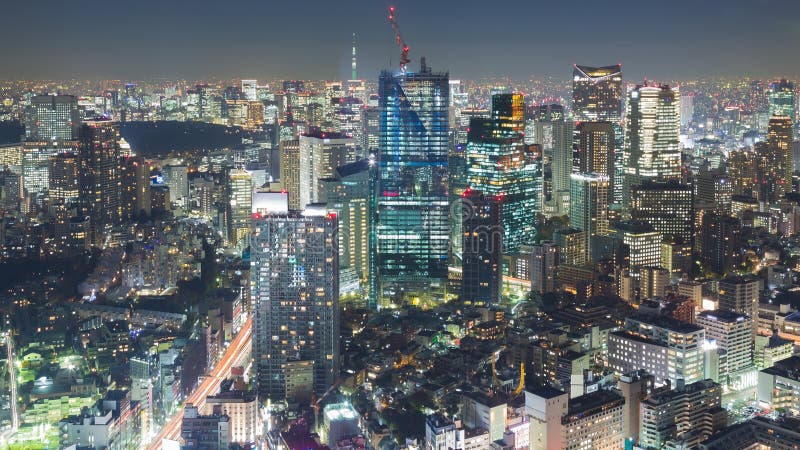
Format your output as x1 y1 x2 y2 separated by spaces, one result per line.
2 0 799 81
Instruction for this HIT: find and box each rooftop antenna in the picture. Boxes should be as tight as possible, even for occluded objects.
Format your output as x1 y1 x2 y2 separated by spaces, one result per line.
388 5 410 74
351 33 358 80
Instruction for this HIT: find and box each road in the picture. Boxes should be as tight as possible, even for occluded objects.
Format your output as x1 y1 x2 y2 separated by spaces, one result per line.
148 316 253 450
1 330 18 445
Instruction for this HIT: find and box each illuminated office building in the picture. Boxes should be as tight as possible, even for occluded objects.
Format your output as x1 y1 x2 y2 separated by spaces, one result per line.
575 121 615 203
460 190 502 306
631 180 693 247
241 79 258 101
466 93 539 253
48 152 79 204
768 79 795 121
764 115 793 203
225 168 252 249
572 64 623 122
25 95 80 141
320 159 378 307
697 310 753 374
251 208 339 401
624 84 681 204
377 62 450 305
535 104 571 215
573 64 623 203
531 241 558 294
569 173 609 262
299 130 357 206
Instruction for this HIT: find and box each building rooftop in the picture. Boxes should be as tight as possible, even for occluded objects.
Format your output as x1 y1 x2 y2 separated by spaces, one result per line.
564 390 624 423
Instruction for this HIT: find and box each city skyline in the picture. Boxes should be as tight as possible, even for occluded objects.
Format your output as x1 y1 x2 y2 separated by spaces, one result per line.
2 0 800 81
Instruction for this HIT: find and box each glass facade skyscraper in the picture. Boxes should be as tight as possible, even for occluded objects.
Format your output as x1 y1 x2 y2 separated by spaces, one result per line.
467 94 539 253
377 64 450 306
768 79 796 122
624 84 681 205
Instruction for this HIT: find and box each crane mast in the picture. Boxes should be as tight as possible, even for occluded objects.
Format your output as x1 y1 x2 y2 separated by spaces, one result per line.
388 5 410 73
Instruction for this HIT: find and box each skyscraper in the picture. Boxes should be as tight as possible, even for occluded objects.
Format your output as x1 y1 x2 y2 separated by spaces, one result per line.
251 208 339 401
631 180 694 248
530 241 558 294
25 95 80 141
466 94 539 253
279 139 301 210
764 115 793 203
298 130 357 206
569 173 609 262
624 84 681 204
48 152 79 204
535 104 571 216
768 79 796 121
78 120 121 242
572 65 623 123
120 156 151 220
226 168 252 249
575 121 615 203
319 159 378 307
460 190 502 306
377 63 450 306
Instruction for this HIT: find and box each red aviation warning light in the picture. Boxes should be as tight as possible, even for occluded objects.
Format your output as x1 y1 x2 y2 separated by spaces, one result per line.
388 5 411 73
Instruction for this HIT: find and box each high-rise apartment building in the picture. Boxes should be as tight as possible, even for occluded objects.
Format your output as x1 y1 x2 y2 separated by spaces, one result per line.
377 63 450 305
460 190 502 306
466 93 538 253
251 208 339 401
78 120 121 241
624 84 681 203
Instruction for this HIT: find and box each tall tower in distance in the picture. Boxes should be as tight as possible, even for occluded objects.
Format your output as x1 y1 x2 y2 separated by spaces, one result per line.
624 84 681 205
572 64 623 122
351 33 358 81
78 119 121 244
377 60 449 307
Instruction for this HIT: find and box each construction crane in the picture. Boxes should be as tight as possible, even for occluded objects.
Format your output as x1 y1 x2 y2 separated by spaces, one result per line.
387 5 410 73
